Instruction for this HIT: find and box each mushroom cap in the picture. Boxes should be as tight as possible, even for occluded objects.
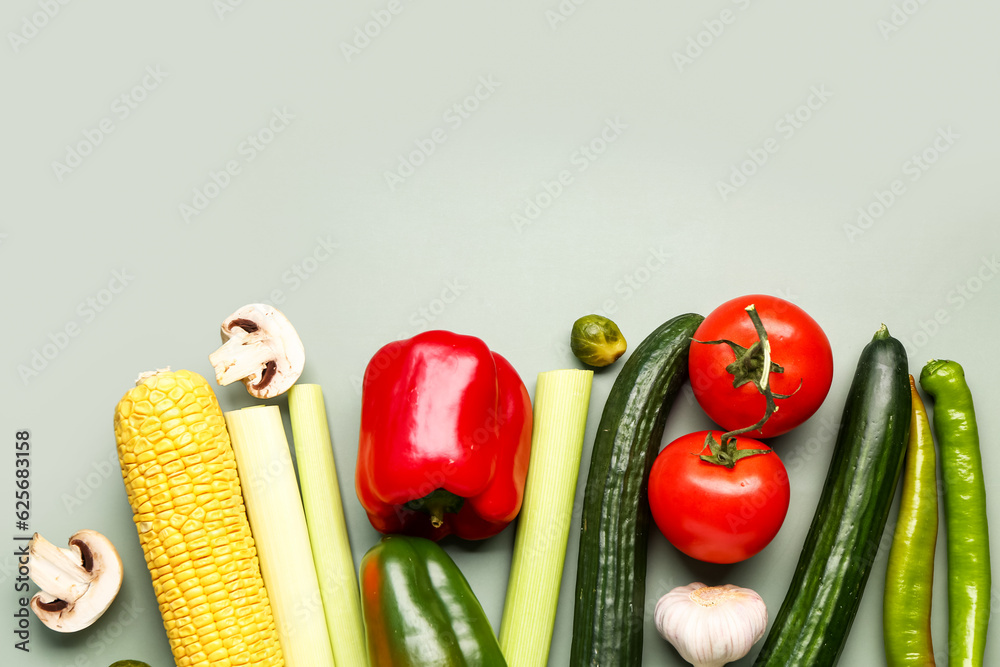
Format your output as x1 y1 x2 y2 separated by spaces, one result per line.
208 303 306 399
29 529 124 633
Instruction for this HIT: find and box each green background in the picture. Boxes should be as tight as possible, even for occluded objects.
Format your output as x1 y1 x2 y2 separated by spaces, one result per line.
2 1 999 665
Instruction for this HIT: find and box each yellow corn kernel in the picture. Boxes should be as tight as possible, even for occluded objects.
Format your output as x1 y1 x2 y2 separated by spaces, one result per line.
115 369 283 667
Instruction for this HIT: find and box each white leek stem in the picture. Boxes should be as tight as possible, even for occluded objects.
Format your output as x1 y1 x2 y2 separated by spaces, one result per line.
225 405 335 667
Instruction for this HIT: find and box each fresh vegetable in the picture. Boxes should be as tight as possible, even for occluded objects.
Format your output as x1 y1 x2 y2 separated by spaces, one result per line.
28 529 123 632
359 535 507 667
208 303 305 398
883 376 938 666
752 325 910 666
114 369 284 666
649 430 789 564
571 312 704 666
689 295 833 437
355 329 533 540
499 369 593 666
654 582 768 667
108 661 151 667
570 314 627 367
288 384 367 667
920 359 991 666
225 405 336 667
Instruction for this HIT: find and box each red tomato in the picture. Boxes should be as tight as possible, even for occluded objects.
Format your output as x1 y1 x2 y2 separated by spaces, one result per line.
688 294 833 438
648 430 790 564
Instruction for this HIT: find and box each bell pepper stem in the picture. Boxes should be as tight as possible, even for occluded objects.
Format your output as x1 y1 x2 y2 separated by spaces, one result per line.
404 488 465 528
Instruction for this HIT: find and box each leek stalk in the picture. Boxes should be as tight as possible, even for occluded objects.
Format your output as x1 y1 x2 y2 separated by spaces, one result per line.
499 369 593 667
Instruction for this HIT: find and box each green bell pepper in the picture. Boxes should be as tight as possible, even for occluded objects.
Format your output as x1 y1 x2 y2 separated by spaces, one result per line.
359 535 507 667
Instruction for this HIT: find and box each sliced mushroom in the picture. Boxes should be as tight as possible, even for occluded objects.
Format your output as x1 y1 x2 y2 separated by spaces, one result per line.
28 529 123 633
208 303 305 399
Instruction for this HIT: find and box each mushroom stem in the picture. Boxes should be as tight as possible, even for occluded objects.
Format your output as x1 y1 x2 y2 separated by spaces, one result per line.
210 336 276 387
208 304 305 399
28 529 123 633
28 533 93 603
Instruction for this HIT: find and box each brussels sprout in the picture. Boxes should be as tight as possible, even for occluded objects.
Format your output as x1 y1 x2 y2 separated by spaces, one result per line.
570 315 627 367
108 661 151 667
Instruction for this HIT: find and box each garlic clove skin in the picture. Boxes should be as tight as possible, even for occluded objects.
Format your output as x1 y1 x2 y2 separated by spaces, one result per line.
654 582 768 667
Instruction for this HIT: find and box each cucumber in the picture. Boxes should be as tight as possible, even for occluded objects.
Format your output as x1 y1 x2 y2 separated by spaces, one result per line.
570 312 703 666
752 325 911 666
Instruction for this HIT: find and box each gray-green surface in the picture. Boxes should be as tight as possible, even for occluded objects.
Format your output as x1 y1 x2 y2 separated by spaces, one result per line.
2 1 998 665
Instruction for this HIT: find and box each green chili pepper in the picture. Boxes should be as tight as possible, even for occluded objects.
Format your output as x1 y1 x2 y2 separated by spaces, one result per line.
920 359 991 667
359 535 507 667
884 375 938 666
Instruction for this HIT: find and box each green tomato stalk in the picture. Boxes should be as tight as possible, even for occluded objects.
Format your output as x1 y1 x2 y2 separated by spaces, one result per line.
695 305 793 467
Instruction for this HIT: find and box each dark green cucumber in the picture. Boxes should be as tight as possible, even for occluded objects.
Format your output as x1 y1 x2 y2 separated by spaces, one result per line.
570 312 703 667
753 325 911 666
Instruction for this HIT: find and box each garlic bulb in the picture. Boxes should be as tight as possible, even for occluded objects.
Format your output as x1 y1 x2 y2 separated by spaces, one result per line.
654 582 767 667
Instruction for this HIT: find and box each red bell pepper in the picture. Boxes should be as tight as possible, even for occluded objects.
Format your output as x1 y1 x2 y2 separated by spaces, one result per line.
355 330 533 540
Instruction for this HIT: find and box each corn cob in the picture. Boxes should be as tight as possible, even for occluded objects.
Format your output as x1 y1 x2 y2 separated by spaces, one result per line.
114 368 284 667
